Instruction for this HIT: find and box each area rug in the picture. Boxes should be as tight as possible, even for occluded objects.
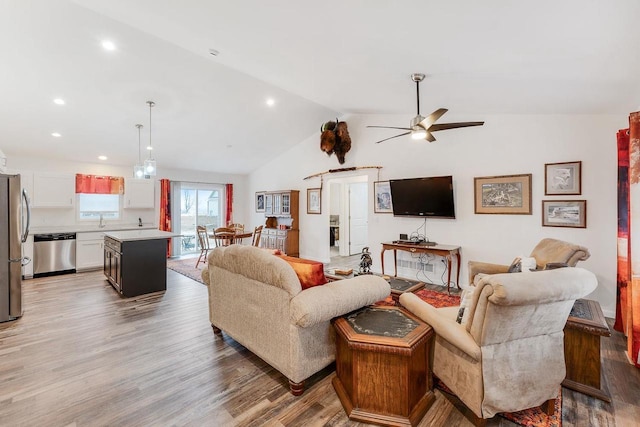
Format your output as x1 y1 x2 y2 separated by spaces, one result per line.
375 288 461 307
167 257 205 284
436 377 562 427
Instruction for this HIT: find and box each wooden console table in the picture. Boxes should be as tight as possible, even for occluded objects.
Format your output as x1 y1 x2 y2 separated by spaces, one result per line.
563 298 611 402
381 242 461 294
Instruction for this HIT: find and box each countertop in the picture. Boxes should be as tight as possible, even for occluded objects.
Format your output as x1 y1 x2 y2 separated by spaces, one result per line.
103 229 181 242
30 224 157 235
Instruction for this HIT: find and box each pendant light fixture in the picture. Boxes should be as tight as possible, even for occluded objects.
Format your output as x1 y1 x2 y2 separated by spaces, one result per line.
144 100 157 176
133 123 145 178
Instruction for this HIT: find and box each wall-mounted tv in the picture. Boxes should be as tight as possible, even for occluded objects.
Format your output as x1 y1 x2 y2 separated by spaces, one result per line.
389 176 455 218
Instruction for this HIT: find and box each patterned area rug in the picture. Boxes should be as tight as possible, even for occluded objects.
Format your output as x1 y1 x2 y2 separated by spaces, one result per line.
375 288 461 307
167 257 205 284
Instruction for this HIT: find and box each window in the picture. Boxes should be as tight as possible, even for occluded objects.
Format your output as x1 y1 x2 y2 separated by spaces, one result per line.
78 193 121 220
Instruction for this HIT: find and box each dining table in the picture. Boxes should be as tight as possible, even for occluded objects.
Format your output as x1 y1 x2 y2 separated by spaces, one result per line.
209 230 254 245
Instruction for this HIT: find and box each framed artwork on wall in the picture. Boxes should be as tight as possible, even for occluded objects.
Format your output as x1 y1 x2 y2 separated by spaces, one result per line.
545 161 582 195
474 174 532 214
255 192 265 213
374 181 393 213
542 200 587 228
307 188 321 214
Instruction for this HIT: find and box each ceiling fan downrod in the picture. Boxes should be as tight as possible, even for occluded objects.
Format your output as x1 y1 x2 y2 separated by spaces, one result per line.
411 73 425 116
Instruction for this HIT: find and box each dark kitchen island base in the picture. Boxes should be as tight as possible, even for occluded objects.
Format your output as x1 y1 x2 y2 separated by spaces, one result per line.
104 230 176 298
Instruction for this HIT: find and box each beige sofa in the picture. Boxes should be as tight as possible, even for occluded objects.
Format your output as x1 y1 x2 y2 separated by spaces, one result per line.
201 245 390 395
400 267 597 424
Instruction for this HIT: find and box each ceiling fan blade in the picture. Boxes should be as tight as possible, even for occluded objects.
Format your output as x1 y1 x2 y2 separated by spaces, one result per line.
418 108 448 129
428 121 484 132
374 132 411 144
425 132 436 142
367 125 412 131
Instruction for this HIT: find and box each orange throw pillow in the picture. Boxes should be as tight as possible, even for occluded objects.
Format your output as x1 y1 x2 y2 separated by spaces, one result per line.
277 255 327 290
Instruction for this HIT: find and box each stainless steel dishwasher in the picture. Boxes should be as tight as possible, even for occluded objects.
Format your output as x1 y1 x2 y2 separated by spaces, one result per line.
33 233 76 277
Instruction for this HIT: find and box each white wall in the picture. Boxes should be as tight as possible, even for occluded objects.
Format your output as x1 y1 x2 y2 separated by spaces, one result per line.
248 113 627 317
7 155 248 230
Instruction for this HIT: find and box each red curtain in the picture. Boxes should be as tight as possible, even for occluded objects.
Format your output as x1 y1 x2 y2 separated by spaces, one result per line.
159 179 171 258
616 129 630 334
618 112 640 368
75 174 124 194
225 183 233 225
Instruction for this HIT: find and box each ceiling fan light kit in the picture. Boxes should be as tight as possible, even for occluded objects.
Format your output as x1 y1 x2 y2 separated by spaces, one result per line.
368 73 484 144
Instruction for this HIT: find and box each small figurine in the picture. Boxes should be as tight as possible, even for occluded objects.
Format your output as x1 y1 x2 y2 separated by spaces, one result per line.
359 247 373 274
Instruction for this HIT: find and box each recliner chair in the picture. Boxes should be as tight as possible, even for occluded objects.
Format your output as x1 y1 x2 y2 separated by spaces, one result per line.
400 267 597 425
468 238 590 285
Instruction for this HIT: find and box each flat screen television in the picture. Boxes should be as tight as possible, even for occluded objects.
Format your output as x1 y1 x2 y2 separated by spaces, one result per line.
389 176 455 218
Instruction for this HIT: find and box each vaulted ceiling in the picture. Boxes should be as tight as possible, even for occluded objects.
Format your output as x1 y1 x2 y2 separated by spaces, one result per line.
1 1 639 174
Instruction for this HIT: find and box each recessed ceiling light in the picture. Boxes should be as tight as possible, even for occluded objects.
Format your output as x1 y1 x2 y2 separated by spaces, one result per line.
53 98 65 105
51 132 61 137
266 98 275 107
101 40 116 51
98 155 107 161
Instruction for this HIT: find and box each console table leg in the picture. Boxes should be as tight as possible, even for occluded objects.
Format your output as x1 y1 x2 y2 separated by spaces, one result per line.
393 249 398 277
380 248 385 276
446 256 452 295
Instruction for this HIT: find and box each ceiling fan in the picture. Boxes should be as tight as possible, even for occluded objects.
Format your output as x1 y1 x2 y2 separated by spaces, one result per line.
368 73 484 144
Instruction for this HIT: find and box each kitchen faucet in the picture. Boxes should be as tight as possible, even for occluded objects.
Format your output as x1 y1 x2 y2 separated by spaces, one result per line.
99 213 106 228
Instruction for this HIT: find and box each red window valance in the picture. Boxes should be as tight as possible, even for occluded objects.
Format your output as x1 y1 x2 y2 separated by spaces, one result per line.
75 174 124 194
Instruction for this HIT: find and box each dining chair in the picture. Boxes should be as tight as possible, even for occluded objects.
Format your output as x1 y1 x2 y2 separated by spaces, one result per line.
227 222 244 233
252 225 263 247
195 226 211 268
213 227 236 247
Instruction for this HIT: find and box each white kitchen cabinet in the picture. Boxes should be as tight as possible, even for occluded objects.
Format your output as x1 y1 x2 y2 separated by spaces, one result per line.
32 172 75 208
22 234 34 279
124 179 155 209
76 232 105 271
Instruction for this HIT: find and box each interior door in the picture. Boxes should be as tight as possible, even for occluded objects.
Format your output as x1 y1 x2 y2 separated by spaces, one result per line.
348 182 368 255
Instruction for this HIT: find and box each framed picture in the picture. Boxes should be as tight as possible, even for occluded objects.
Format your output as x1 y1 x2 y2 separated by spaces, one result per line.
374 181 393 213
255 192 265 213
474 174 532 214
307 188 321 214
542 200 587 228
545 161 582 195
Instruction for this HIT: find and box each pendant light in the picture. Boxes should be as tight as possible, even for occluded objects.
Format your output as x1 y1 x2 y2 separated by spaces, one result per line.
144 100 157 176
133 124 145 178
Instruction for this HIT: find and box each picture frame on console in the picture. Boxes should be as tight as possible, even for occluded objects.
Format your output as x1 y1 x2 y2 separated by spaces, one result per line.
374 181 393 213
545 161 581 195
474 173 532 214
307 188 321 214
542 200 587 228
255 192 265 213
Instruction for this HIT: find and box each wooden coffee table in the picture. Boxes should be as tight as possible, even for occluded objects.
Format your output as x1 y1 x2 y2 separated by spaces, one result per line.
332 306 435 426
325 271 424 305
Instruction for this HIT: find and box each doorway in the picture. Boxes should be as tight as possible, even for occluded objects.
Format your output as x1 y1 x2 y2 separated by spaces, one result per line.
171 182 225 256
328 176 368 261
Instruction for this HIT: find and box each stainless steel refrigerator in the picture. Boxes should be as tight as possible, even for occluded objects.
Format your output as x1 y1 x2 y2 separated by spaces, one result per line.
1 174 30 323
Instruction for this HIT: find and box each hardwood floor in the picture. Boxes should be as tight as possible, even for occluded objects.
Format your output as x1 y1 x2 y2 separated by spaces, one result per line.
0 268 635 426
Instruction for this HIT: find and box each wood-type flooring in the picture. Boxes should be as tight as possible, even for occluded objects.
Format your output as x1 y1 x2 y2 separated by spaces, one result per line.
0 267 636 426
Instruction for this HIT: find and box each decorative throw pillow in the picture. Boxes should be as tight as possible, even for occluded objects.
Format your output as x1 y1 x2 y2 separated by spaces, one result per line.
508 257 522 273
277 254 327 290
520 257 537 272
508 256 537 273
456 286 475 325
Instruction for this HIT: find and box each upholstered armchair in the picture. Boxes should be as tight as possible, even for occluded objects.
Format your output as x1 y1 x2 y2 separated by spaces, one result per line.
400 267 597 425
468 238 590 284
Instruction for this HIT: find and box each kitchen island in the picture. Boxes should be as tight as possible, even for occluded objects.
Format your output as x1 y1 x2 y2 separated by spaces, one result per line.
103 229 179 297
